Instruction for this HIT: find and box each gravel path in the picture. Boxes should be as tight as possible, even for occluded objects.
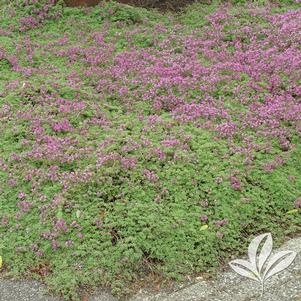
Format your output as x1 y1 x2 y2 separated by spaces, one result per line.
1 236 300 301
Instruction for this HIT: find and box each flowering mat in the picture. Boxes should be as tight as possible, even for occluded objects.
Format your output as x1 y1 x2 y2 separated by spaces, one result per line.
0 1 301 300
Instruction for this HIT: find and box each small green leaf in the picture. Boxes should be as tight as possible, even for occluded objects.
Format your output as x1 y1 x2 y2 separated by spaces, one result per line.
286 209 299 215
57 206 63 219
200 224 209 231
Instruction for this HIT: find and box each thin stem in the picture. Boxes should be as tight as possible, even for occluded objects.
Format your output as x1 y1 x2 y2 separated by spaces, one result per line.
260 281 265 300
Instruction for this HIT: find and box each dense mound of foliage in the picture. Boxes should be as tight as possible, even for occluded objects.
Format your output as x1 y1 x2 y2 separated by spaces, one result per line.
113 0 300 10
0 1 300 300
1 0 64 31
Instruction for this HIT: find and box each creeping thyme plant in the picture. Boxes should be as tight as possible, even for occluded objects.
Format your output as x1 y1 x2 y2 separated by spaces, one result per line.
0 0 301 299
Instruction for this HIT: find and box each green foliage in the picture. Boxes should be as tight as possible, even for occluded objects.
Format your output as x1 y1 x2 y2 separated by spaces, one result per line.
96 1 143 24
0 1 300 300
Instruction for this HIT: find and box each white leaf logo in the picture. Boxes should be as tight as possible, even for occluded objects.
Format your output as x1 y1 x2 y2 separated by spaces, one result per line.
263 251 297 280
229 233 297 298
229 259 259 281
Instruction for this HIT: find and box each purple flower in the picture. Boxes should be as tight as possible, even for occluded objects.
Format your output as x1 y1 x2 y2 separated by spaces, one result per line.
119 86 128 96
54 218 68 232
11 153 21 161
70 221 79 228
216 232 224 239
95 219 103 229
121 157 137 170
161 139 181 147
36 250 44 257
8 179 17 188
65 240 73 248
215 219 229 228
51 240 60 251
143 169 159 183
17 201 33 213
18 192 26 199
1 216 9 227
31 244 38 252
216 122 237 138
200 215 208 222
294 199 301 209
230 176 241 191
77 233 84 240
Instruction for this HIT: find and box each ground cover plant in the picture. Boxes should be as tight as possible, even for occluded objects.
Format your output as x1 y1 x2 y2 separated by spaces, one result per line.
0 0 301 299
